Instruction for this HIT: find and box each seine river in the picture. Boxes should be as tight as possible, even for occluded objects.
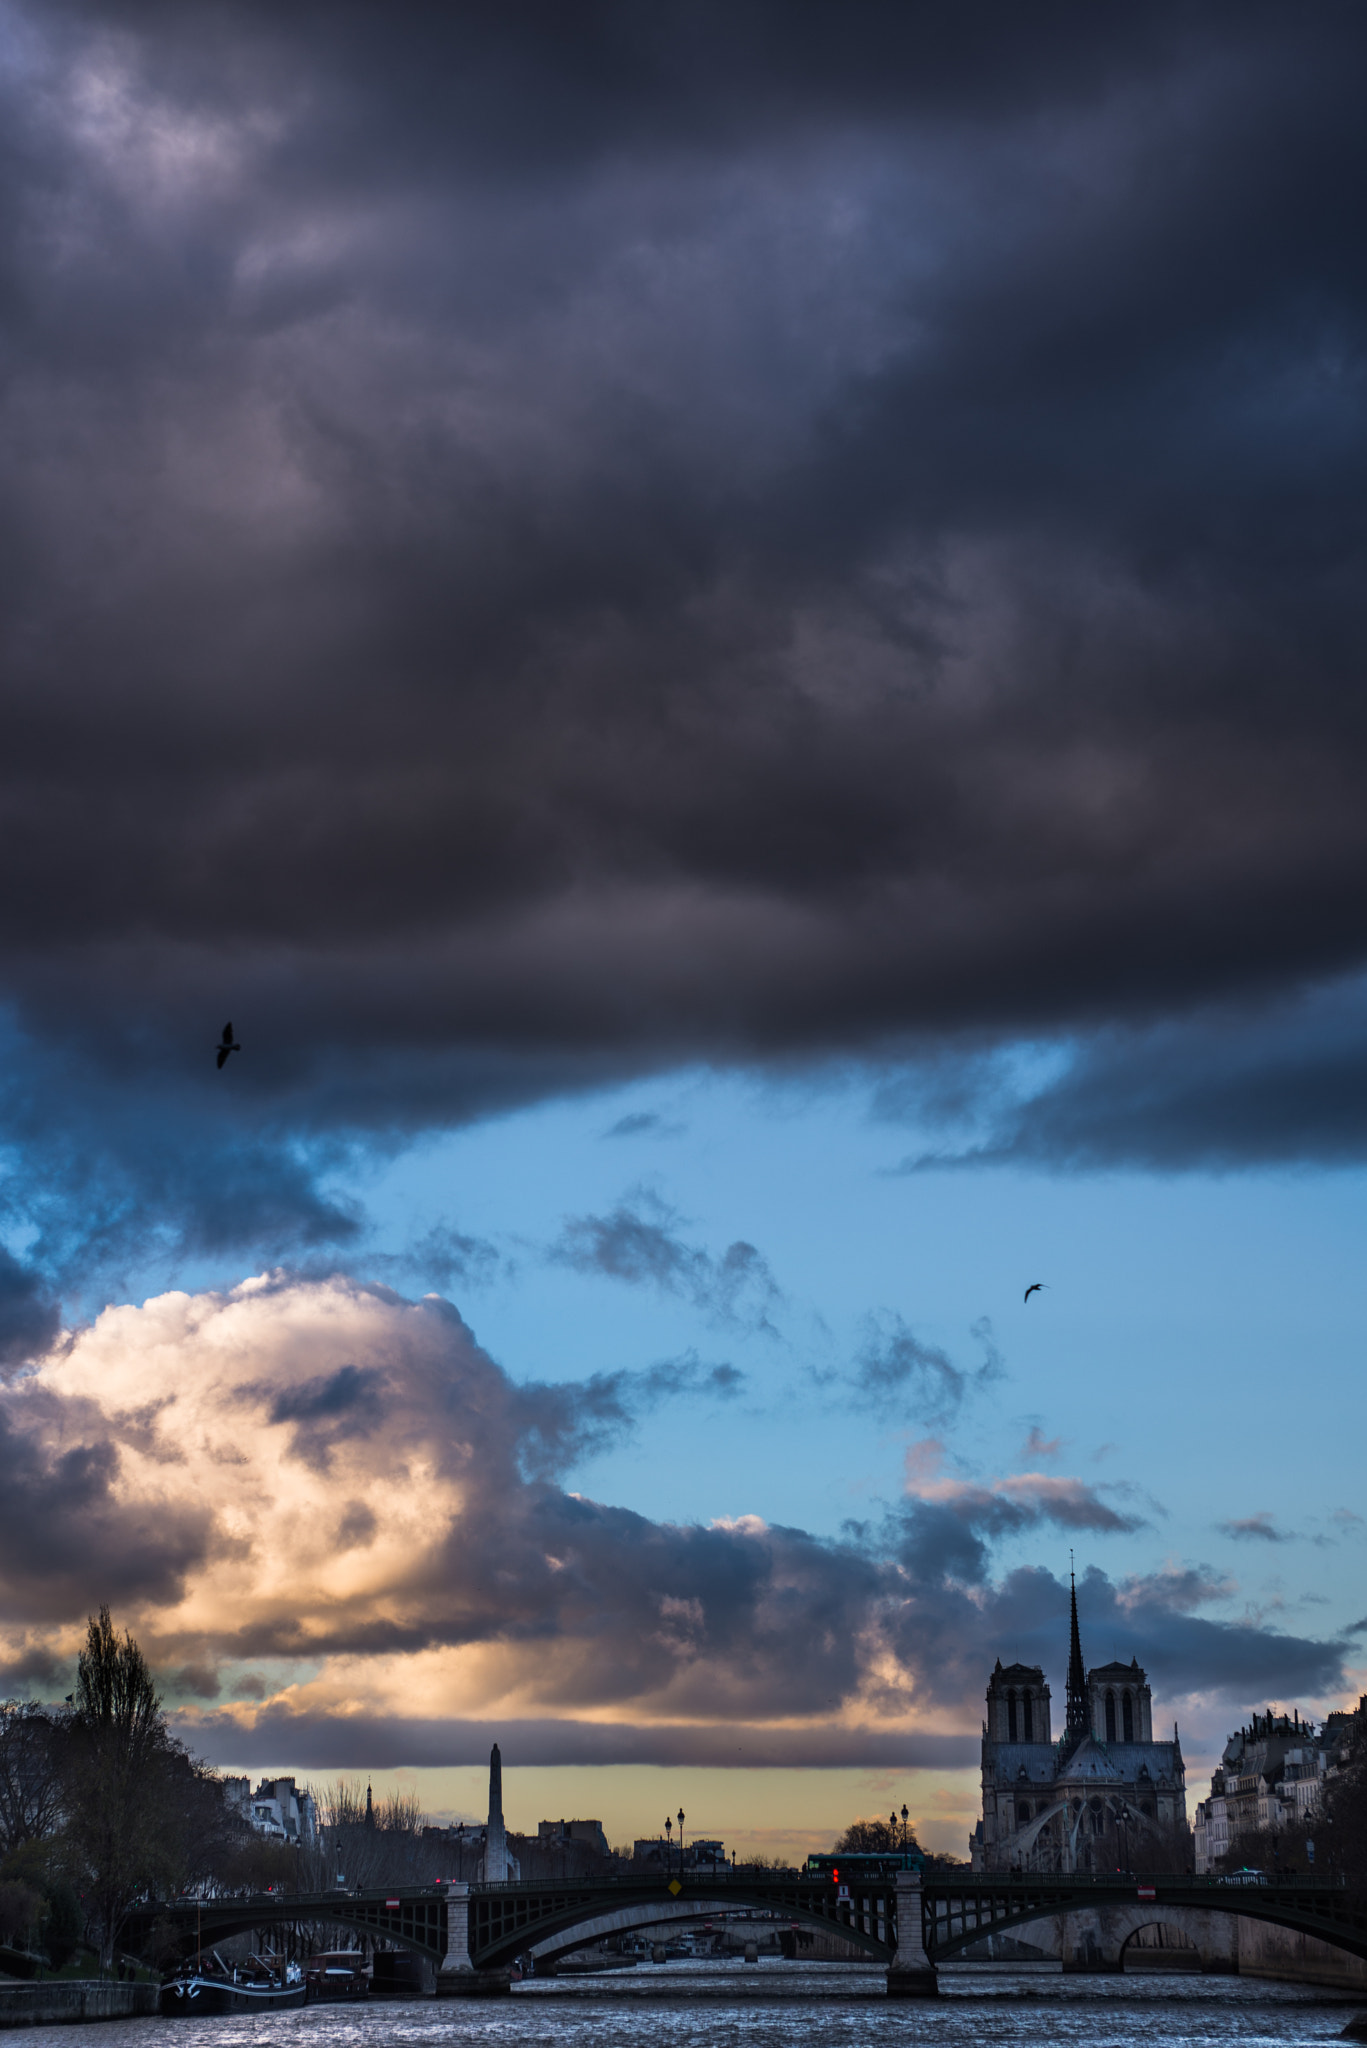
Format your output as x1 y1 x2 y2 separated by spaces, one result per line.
7 1964 1362 2048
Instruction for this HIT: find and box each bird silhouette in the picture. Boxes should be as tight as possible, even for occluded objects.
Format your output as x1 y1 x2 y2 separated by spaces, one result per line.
216 1021 241 1070
1023 1282 1047 1303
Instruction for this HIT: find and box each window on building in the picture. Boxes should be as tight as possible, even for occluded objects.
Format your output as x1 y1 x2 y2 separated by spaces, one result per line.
1022 1693 1033 1742
1105 1692 1116 1743
1123 1692 1135 1743
1007 1691 1017 1742
1017 1802 1031 1827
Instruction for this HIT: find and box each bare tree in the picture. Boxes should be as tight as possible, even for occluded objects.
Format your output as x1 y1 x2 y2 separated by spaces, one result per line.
309 1779 445 1891
0 1702 67 1858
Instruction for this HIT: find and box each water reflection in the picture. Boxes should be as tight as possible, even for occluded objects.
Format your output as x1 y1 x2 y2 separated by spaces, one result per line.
2 1965 1357 2048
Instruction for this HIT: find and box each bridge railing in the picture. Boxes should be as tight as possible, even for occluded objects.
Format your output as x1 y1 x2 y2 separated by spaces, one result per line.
923 1872 1350 1893
275 1870 1352 1898
141 1867 1354 1913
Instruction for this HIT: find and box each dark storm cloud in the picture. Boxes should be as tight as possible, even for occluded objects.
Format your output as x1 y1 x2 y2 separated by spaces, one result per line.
879 1560 1349 1714
0 1400 212 1620
174 1710 978 1774
0 1250 59 1372
891 983 1367 1174
892 1467 1151 1596
549 1190 782 1332
0 1 1365 1276
0 1640 68 1694
166 1663 221 1701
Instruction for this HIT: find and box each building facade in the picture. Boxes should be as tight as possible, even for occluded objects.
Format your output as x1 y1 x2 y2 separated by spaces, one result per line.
1192 1699 1365 1872
970 1575 1186 1872
539 1818 610 1857
223 1774 317 1845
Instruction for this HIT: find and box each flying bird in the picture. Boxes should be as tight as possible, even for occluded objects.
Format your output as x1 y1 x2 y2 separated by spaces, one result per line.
1023 1282 1047 1303
216 1021 241 1070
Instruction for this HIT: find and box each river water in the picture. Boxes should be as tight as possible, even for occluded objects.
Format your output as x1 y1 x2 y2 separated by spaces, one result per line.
6 1963 1361 2048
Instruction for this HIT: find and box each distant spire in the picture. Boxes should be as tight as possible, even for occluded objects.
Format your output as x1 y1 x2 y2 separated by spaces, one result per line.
1064 1555 1088 1752
483 1742 508 1883
365 1781 374 1829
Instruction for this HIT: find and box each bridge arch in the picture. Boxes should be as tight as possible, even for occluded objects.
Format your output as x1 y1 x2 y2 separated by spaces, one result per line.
953 1904 1230 1971
528 1900 757 1967
928 1887 1360 1971
473 1882 891 1972
1118 1917 1201 1967
141 1895 447 1967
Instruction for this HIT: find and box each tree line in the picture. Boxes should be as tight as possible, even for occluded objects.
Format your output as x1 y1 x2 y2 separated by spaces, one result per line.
830 1815 966 1868
0 1609 251 1970
0 1615 487 1973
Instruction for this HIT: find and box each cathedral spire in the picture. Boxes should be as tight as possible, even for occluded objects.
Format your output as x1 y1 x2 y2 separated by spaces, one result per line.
1064 1555 1088 1750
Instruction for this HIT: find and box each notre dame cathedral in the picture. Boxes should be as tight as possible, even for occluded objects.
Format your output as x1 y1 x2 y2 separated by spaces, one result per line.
969 1574 1188 1871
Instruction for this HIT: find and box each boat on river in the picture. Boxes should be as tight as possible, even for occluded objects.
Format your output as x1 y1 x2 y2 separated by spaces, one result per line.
160 1957 307 2016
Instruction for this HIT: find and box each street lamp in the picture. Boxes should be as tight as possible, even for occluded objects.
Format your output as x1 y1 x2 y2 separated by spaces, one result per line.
664 1816 672 1871
678 1809 685 1872
901 1805 909 1856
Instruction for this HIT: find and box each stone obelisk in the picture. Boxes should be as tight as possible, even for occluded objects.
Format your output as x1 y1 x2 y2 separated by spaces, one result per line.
483 1742 508 1883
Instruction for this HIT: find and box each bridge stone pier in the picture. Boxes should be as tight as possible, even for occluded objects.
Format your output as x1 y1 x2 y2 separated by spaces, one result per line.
437 1881 511 1998
887 1869 937 1996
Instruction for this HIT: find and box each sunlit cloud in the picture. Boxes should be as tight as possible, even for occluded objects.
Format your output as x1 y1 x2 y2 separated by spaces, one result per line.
0 1274 1348 1754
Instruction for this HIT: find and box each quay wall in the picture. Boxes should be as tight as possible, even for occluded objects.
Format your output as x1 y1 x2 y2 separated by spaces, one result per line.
1236 1918 1367 1992
0 1983 158 2028
957 1906 1367 1989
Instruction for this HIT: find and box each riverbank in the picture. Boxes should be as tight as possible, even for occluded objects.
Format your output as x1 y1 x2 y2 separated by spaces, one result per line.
0 1983 157 2029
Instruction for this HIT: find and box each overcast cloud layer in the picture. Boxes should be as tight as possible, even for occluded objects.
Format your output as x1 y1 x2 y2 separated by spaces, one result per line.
0 2 1364 1311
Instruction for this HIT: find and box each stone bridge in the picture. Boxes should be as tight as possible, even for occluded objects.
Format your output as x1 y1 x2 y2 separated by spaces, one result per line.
127 1868 1367 1996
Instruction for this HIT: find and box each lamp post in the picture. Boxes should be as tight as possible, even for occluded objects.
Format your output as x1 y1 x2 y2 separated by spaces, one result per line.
901 1804 909 1857
678 1809 685 1872
665 1816 672 1872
